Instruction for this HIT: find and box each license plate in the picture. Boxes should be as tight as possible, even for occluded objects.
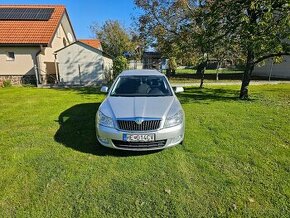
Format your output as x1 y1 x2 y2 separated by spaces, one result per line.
123 134 155 142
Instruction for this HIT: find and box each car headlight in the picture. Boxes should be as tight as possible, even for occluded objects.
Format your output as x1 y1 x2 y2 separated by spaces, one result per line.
97 111 114 128
164 110 183 128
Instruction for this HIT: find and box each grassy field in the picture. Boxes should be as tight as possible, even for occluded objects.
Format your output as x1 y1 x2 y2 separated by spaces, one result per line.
168 78 239 84
167 68 244 84
0 85 289 217
176 68 244 74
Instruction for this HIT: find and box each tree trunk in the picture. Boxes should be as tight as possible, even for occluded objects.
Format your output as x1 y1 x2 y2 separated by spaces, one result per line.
239 50 255 99
166 69 170 77
199 59 208 88
172 69 176 76
196 63 203 75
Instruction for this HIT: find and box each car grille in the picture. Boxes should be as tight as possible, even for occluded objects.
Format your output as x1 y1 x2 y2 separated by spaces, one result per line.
117 120 161 131
112 140 167 149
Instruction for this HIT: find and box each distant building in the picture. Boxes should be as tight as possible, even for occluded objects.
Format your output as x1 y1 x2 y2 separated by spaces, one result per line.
142 52 162 70
128 60 143 70
253 56 290 79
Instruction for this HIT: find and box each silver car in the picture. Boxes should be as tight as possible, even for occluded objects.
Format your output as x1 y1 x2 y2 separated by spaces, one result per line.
96 70 185 151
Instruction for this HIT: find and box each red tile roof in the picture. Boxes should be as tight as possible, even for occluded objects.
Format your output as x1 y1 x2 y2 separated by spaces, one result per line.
79 39 102 50
0 5 66 45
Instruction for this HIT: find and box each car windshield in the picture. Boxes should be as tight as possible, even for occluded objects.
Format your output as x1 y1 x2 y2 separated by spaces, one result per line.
110 75 173 97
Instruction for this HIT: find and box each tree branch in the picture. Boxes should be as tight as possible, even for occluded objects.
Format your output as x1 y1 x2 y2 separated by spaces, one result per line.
148 6 180 36
254 52 290 64
184 1 195 16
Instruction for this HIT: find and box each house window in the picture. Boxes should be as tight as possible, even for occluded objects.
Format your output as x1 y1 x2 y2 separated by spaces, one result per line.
7 52 15 61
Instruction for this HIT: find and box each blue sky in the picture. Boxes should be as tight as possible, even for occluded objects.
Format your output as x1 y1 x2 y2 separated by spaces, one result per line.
0 0 139 39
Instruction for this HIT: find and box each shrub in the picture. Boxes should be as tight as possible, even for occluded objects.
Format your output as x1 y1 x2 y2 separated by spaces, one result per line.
2 80 12 88
113 56 128 78
167 57 177 76
168 57 177 74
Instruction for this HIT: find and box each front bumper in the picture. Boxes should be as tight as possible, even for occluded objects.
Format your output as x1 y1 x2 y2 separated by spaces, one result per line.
96 124 184 151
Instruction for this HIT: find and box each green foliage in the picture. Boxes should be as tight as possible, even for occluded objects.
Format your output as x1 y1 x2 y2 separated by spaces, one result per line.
135 0 244 68
168 57 177 71
210 0 290 63
273 56 284 64
0 85 289 216
209 0 290 98
135 0 195 61
2 80 12 88
113 56 128 78
135 0 290 97
90 20 142 59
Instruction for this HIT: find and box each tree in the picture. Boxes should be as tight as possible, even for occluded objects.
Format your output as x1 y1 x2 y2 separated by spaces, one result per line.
211 37 246 80
207 0 290 99
90 20 140 58
135 0 290 98
168 57 178 75
135 0 220 88
113 56 128 78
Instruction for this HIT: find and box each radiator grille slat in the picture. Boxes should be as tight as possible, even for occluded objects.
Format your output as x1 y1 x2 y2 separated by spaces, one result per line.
117 119 161 131
113 139 167 149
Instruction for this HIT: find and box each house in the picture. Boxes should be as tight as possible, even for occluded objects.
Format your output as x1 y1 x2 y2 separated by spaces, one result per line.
129 51 166 71
142 52 162 70
0 5 76 86
55 39 113 85
252 56 290 79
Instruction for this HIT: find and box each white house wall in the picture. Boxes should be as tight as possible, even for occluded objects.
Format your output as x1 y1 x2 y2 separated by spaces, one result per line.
57 42 108 85
253 56 290 79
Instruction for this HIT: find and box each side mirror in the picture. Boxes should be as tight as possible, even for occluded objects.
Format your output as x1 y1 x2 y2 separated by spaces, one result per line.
100 86 109 93
174 87 184 93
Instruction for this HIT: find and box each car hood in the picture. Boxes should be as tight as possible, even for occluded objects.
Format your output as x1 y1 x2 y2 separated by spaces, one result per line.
100 96 178 119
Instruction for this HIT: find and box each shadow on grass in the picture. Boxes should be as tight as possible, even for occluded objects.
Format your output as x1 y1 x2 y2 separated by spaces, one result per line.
54 103 161 157
69 87 110 95
52 87 106 95
176 87 247 104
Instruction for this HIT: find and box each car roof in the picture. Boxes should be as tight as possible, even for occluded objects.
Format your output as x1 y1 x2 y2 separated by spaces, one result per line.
119 70 163 76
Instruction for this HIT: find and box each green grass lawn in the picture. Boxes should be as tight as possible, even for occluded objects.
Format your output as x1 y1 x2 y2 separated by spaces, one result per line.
0 85 289 217
168 78 239 84
176 68 244 74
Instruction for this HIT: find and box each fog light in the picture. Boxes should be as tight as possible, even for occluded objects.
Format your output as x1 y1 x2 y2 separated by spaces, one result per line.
171 135 182 144
98 137 109 145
